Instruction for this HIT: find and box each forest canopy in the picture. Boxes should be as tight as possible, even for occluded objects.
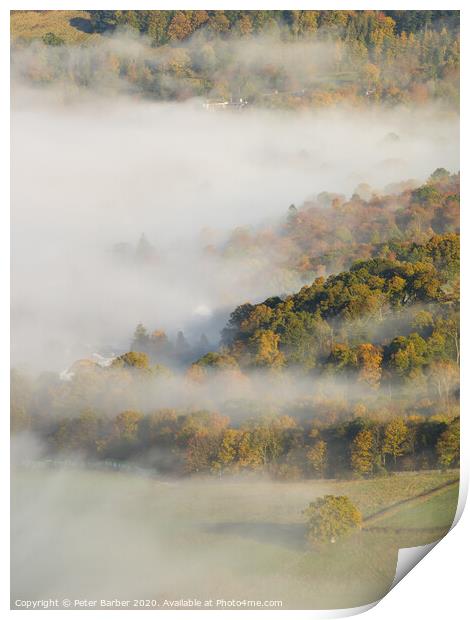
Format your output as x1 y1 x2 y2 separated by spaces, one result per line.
11 9 460 107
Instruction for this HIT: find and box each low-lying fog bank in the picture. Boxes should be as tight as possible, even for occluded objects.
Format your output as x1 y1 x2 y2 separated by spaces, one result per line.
11 85 459 371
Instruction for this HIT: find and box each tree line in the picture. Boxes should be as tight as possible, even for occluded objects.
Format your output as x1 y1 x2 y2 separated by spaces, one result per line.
193 231 459 394
87 10 458 44
220 169 459 283
12 10 459 106
11 403 459 479
11 223 459 466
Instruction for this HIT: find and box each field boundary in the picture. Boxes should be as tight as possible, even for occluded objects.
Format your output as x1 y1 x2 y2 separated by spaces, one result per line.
363 477 459 528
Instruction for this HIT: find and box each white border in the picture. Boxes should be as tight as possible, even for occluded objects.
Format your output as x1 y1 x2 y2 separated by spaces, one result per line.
3 2 466 618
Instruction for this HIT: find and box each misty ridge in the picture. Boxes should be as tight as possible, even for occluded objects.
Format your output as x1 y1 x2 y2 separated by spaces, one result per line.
11 30 362 97
11 46 459 373
10 10 459 106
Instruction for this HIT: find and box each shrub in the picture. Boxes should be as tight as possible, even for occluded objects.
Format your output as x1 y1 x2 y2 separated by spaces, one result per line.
112 351 150 370
42 32 65 46
303 495 362 545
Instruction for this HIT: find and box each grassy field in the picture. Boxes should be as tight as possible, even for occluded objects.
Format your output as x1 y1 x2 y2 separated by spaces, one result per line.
11 468 459 610
11 10 99 44
369 484 459 530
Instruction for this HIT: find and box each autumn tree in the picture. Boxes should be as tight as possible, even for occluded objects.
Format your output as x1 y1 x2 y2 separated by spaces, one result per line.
74 409 101 453
112 351 150 370
249 329 285 368
191 10 209 30
361 62 380 90
114 410 143 443
356 343 383 388
208 11 231 35
298 11 318 36
238 416 296 470
185 430 222 474
213 428 242 474
168 11 193 40
236 14 253 36
351 429 375 475
142 409 179 447
436 418 459 468
179 411 229 473
382 417 409 466
306 440 328 477
147 11 170 44
303 495 362 545
428 360 459 409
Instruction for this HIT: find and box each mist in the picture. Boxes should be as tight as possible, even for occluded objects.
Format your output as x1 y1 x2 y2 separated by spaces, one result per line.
11 42 459 371
8 431 412 610
10 18 461 611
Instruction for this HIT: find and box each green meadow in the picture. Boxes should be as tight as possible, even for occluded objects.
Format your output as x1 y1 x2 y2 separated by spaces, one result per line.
11 468 459 610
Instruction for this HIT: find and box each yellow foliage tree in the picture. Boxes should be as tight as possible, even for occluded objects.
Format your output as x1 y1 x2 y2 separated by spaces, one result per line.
351 429 374 475
250 329 285 368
